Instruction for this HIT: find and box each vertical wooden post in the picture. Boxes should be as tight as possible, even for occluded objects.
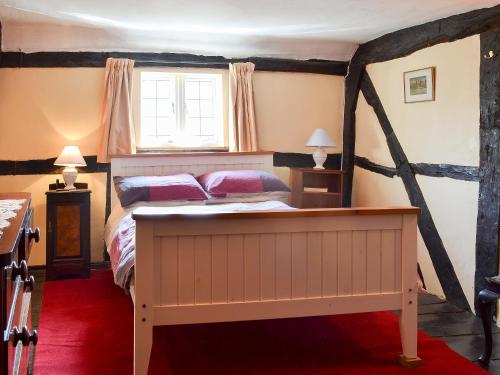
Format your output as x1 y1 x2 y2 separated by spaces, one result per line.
474 29 500 310
398 213 421 367
134 220 155 375
341 63 364 207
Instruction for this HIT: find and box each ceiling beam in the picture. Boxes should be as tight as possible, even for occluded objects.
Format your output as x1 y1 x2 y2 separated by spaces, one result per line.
354 4 500 66
0 51 348 75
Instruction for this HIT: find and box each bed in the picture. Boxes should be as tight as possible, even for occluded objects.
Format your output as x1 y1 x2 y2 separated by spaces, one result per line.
108 152 421 375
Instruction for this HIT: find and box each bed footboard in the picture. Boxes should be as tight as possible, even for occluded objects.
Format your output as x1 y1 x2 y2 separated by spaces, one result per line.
132 207 420 375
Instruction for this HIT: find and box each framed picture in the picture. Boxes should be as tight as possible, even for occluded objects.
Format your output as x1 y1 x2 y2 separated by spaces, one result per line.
404 67 435 103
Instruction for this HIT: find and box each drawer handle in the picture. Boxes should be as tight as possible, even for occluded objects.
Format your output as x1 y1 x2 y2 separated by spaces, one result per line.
28 227 41 243
11 260 28 281
23 275 35 292
11 326 38 347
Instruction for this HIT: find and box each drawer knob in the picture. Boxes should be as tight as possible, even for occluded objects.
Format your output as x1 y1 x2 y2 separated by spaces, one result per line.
11 326 38 347
28 227 41 243
23 275 35 292
11 260 28 281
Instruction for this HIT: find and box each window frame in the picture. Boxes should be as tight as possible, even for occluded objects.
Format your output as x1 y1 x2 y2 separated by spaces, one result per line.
133 68 229 152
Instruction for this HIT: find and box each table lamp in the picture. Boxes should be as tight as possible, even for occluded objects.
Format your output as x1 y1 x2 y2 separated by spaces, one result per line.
54 146 87 189
305 128 336 169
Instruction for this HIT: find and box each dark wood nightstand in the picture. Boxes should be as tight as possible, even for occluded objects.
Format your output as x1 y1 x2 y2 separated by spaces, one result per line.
289 168 343 208
45 188 91 280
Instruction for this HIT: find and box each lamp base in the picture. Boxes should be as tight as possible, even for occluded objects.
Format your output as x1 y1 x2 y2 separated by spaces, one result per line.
312 147 327 169
62 166 78 190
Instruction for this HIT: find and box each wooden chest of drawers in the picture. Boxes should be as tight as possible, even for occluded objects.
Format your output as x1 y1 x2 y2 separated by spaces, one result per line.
0 193 40 375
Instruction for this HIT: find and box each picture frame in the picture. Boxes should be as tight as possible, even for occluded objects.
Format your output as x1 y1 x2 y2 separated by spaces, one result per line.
404 67 435 103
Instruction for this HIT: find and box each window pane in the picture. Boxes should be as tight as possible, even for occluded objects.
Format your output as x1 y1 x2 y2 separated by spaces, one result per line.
156 117 176 136
141 99 156 117
199 81 213 99
141 117 156 136
200 118 215 136
185 81 199 99
156 80 171 99
200 99 213 117
186 117 201 135
185 99 200 117
141 80 156 98
157 99 174 117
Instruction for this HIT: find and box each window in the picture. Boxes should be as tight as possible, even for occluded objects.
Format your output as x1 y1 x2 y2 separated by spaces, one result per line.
137 72 225 150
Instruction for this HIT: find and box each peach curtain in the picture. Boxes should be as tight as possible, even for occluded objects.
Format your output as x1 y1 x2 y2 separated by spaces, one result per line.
97 58 135 163
229 62 258 152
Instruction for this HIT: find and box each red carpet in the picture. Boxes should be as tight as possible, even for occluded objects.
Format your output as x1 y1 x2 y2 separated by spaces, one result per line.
35 270 487 375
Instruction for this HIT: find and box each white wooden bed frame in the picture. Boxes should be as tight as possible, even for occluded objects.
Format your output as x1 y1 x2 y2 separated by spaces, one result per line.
111 153 421 375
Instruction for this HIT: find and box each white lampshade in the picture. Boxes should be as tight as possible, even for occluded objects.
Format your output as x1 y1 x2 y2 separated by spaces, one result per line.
54 146 87 167
305 128 336 148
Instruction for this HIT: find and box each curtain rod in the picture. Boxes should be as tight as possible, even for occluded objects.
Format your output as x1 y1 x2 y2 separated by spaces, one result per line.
134 60 233 65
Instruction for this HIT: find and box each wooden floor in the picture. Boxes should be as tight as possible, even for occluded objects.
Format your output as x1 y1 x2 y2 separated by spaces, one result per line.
30 269 500 374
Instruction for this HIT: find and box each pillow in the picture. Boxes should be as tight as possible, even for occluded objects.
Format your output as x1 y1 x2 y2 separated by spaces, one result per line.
197 170 290 197
113 174 208 207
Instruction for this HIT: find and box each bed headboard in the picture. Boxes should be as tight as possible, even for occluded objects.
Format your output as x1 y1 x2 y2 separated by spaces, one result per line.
110 152 274 208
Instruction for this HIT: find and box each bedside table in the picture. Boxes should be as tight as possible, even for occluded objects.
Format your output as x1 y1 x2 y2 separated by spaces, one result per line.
45 189 91 280
289 168 343 208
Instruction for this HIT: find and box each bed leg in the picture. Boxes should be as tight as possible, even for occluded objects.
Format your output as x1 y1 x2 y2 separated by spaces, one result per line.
398 303 421 368
134 319 153 375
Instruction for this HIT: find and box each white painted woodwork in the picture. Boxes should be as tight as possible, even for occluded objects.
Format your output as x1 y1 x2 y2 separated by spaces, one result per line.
133 212 418 375
118 155 420 375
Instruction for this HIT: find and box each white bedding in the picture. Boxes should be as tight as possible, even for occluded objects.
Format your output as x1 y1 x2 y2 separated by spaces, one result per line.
106 199 293 289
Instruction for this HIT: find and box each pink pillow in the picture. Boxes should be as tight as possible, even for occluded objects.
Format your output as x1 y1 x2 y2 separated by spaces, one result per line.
198 170 290 197
198 170 263 196
113 174 208 207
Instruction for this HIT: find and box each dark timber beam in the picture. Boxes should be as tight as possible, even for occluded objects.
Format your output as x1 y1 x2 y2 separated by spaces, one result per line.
354 156 399 178
360 72 470 310
341 64 365 206
0 51 348 76
273 152 341 170
0 156 109 175
355 5 500 65
411 163 479 182
355 157 480 182
474 29 500 310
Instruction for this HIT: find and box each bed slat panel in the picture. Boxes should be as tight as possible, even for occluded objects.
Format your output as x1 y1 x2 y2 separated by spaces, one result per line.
227 235 245 303
275 233 292 300
260 234 276 301
157 228 403 306
160 237 178 305
307 232 323 298
337 231 353 296
381 230 396 293
395 230 402 291
352 231 367 295
366 230 382 294
178 236 195 305
291 233 307 299
211 235 228 303
244 234 261 302
322 231 338 297
194 236 212 304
